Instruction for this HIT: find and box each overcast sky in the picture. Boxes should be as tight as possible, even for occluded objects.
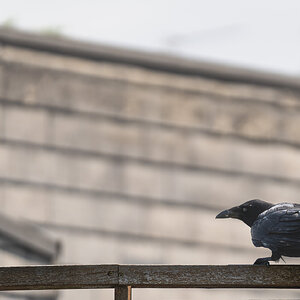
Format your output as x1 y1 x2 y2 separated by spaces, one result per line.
0 0 300 75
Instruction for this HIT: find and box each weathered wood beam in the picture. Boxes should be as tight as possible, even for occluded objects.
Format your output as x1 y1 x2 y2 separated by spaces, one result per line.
115 286 132 300
0 264 299 291
0 265 118 290
119 265 300 288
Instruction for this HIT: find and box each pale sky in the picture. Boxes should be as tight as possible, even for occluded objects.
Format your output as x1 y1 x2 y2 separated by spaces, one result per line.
0 0 300 75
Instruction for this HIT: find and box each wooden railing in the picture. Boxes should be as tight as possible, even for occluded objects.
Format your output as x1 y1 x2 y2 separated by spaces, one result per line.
0 264 299 299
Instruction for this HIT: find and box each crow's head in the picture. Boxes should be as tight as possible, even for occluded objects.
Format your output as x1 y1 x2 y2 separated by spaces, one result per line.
216 199 273 227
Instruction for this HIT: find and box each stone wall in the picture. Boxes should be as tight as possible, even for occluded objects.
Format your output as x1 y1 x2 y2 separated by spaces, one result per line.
0 30 300 300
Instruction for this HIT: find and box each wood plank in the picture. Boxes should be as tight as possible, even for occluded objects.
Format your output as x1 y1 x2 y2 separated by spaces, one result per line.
119 265 300 288
115 286 132 300
0 265 299 291
0 265 118 290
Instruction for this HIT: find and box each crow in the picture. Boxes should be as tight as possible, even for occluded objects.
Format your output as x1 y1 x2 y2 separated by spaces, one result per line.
216 199 300 265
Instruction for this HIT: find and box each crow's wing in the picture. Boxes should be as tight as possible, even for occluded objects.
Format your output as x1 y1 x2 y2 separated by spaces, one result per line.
252 206 300 255
270 209 300 233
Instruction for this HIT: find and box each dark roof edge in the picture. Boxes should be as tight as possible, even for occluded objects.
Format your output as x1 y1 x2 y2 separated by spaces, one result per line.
0 28 299 89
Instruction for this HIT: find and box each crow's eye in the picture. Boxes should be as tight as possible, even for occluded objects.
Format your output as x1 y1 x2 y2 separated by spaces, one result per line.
242 207 247 212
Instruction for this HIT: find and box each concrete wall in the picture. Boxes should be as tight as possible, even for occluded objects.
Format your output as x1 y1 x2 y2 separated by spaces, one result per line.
0 31 300 299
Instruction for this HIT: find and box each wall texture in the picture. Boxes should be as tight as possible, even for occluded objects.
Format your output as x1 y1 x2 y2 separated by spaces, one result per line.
0 29 300 300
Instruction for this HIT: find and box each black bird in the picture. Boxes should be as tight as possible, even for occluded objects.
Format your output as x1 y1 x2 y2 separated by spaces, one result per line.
216 199 300 265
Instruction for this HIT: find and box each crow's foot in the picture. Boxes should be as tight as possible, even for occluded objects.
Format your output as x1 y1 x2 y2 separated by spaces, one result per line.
254 258 270 265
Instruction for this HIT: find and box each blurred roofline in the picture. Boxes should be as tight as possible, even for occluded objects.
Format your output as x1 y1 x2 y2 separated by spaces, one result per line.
0 27 299 89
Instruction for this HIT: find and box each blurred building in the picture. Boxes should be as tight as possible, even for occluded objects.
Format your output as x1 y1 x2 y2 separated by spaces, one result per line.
0 28 300 300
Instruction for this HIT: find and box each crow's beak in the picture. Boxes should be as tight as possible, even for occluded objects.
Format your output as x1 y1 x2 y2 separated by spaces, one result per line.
216 206 242 219
216 209 231 218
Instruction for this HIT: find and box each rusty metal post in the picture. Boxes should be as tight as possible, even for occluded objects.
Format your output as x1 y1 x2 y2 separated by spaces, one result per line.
115 286 132 300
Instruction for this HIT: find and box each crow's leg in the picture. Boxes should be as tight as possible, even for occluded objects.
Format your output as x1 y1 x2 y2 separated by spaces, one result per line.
253 251 281 265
